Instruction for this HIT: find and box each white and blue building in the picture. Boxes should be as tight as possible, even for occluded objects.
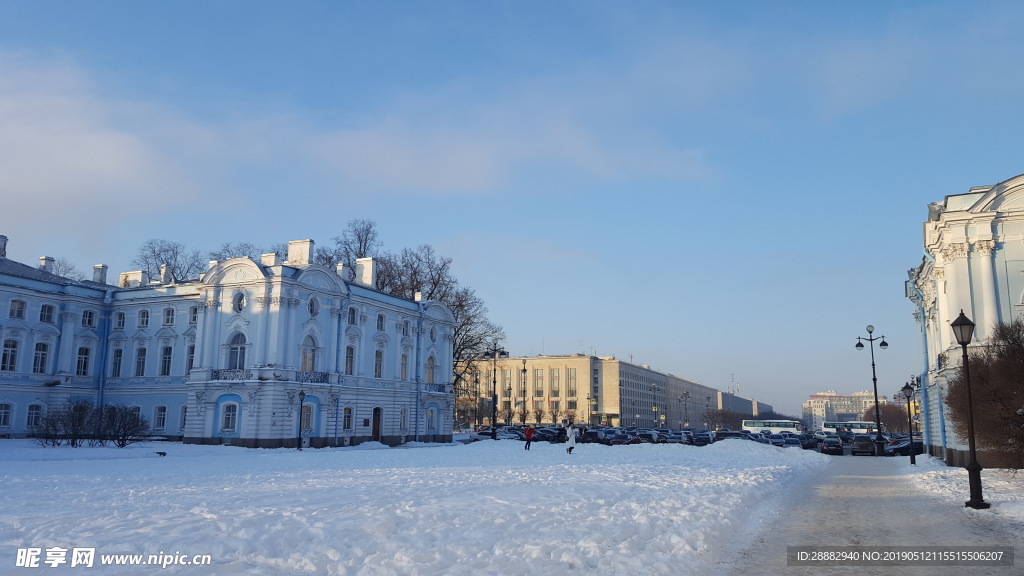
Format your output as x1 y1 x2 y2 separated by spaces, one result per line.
0 235 456 447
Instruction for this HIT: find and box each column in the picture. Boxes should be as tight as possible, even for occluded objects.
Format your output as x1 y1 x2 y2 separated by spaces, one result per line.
974 240 999 339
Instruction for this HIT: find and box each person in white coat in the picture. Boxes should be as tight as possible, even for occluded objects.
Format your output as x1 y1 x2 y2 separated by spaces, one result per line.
565 424 577 454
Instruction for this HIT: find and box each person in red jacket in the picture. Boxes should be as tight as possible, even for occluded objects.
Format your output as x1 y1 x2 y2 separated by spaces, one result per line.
524 425 536 450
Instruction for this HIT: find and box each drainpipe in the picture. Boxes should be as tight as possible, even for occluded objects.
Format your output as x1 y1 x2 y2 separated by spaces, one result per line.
414 302 424 442
97 289 114 407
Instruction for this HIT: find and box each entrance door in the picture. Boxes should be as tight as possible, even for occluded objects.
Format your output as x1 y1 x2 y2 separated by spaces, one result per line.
372 407 382 441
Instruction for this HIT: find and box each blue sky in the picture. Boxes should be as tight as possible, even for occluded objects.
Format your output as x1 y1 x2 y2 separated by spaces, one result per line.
3 1 1024 415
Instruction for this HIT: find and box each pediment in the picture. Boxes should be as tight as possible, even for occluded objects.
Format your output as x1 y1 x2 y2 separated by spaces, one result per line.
976 174 1024 213
201 258 266 286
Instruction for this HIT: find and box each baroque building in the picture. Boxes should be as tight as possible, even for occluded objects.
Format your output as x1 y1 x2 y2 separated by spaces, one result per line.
906 173 1024 464
0 236 456 447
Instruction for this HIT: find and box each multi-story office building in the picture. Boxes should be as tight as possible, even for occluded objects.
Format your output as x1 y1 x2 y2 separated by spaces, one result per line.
801 390 888 431
0 235 456 447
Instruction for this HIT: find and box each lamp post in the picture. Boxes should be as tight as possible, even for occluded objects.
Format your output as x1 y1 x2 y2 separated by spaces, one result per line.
900 382 917 465
297 390 305 451
484 341 507 440
505 385 513 425
521 359 527 426
855 325 888 456
681 392 690 429
950 310 990 509
473 375 480 428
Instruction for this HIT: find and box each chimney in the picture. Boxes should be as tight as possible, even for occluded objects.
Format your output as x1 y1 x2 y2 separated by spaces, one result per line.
414 291 422 302
39 256 55 273
119 271 149 288
336 263 347 280
0 235 7 258
160 264 173 284
93 265 108 284
355 257 375 287
286 239 315 266
261 252 281 266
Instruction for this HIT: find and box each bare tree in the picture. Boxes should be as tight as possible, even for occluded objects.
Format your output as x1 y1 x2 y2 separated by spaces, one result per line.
945 318 1024 468
861 404 908 434
315 218 381 271
132 239 206 281
208 242 266 262
51 258 85 281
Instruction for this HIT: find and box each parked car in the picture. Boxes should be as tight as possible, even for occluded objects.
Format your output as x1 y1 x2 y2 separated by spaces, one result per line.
820 439 844 455
782 437 802 448
850 434 876 456
608 434 641 446
691 433 713 446
885 440 925 456
580 430 609 445
767 434 786 447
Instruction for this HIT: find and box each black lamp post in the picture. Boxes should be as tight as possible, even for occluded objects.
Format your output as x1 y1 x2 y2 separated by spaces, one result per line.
855 325 888 456
505 385 513 426
682 392 690 428
485 342 507 440
473 375 480 428
521 359 527 425
297 390 305 451
900 382 916 465
950 310 990 509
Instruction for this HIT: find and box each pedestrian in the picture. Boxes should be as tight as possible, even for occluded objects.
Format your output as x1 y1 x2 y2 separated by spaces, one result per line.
565 423 577 454
524 425 535 450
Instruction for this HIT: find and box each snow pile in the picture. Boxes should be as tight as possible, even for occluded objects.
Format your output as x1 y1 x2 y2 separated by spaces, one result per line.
1 439 827 575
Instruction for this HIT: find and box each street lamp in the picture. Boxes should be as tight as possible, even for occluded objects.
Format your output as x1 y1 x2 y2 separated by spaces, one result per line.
473 375 480 428
681 392 690 429
484 341 508 440
297 390 305 451
505 384 513 425
855 325 888 456
950 310 990 510
900 382 917 465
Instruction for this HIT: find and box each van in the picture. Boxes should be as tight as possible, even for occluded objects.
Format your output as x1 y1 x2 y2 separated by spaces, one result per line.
851 434 876 456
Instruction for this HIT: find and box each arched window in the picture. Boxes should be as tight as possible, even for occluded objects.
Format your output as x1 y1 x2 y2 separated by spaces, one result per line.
376 314 385 331
134 348 147 377
348 307 357 325
301 336 317 371
301 404 312 430
374 350 383 379
32 343 48 374
345 346 355 376
426 356 436 384
343 407 353 430
76 347 91 376
426 407 437 432
159 346 173 376
228 333 247 369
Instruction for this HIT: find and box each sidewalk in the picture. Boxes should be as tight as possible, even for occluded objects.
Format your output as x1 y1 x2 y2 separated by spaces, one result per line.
711 454 1020 575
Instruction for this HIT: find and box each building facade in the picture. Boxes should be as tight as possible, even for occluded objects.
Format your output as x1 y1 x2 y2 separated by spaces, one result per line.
468 354 762 429
907 173 1024 464
801 390 889 432
0 236 456 447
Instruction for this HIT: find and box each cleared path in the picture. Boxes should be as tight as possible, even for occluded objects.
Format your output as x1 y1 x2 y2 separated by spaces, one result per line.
711 453 1020 576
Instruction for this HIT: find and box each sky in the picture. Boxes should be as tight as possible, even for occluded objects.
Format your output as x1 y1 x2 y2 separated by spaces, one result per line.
1 438 1022 575
3 2 1024 415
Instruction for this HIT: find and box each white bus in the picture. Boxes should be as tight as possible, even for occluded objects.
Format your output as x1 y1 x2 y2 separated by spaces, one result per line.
821 421 877 435
741 419 804 435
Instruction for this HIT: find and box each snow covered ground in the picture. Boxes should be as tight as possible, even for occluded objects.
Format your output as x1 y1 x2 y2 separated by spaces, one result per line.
1 437 1021 575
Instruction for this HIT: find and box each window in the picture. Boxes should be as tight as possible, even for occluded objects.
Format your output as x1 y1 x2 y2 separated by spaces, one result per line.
228 333 246 369
568 400 578 411
567 368 577 397
429 327 436 342
301 404 312 430
300 336 316 371
426 408 436 431
0 403 11 426
551 369 560 397
426 357 435 384
232 292 246 313
401 353 408 381
343 407 353 430
376 314 385 331
345 346 355 376
374 350 383 379
73 347 90 376
159 346 173 376
163 308 175 326
348 307 357 325
551 401 560 411
188 306 198 325
179 406 187 430
154 406 167 430
39 304 54 323
534 369 544 397
403 320 410 336
138 310 150 328
186 345 195 372
135 347 147 377
400 407 408 430
2 339 19 371
27 405 42 428
110 348 123 377
221 404 237 432
81 310 95 328
308 298 319 316
9 300 25 319
115 312 125 329
32 343 48 374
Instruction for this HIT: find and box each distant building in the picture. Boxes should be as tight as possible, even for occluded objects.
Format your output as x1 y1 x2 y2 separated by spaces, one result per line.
0 235 456 447
801 390 888 431
467 354 763 429
907 173 1024 464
